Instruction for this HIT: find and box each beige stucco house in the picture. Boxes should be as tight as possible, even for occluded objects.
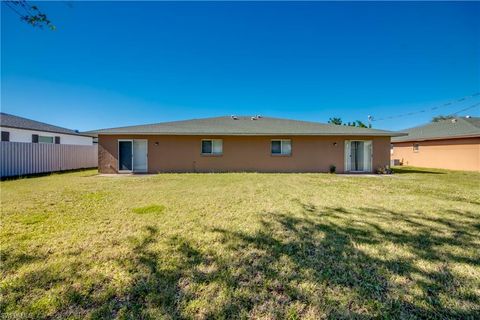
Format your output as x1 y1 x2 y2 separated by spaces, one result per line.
391 117 480 171
89 116 403 174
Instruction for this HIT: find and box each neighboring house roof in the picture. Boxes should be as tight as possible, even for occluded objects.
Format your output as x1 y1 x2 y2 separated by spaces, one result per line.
392 117 480 143
87 116 404 137
0 112 92 137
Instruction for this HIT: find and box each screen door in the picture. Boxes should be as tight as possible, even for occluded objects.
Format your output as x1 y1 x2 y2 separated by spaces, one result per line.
133 140 148 172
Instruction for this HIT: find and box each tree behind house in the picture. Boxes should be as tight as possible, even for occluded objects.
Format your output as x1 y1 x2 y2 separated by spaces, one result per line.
328 117 371 128
432 115 454 122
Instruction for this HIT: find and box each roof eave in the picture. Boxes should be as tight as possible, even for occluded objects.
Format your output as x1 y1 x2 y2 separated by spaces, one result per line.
392 133 480 143
92 131 403 137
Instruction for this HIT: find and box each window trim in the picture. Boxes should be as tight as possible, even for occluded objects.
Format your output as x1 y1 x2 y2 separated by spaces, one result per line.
271 139 292 156
413 143 419 153
201 139 223 156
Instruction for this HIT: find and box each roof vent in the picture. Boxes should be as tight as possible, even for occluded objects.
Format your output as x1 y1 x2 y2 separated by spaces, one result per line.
256 115 262 119
451 119 457 123
465 115 471 118
231 115 238 120
251 116 257 120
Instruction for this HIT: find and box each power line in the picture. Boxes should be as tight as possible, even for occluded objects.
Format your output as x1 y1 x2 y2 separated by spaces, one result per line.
449 102 480 116
4 0 54 30
18 1 36 17
3 1 26 18
370 92 480 122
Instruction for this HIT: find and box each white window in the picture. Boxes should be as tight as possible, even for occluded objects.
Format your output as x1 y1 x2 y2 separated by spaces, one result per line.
413 143 419 152
201 139 223 155
271 139 291 155
39 136 54 144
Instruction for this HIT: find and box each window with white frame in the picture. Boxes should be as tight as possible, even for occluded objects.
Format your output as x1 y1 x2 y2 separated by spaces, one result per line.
271 139 291 155
201 139 223 155
39 136 54 144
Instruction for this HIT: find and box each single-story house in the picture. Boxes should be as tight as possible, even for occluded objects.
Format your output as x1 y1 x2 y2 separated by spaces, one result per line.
89 116 403 173
1 113 97 178
391 116 480 171
0 112 93 145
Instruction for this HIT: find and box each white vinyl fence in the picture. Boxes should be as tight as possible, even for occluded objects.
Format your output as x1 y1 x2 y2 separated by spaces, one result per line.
0 142 98 178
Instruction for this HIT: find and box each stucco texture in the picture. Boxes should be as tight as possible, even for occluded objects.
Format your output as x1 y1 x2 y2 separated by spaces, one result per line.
391 137 480 172
98 135 391 173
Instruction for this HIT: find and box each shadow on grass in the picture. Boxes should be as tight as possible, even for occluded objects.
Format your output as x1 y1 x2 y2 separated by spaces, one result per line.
392 167 446 174
0 168 97 181
2 205 479 318
210 209 479 318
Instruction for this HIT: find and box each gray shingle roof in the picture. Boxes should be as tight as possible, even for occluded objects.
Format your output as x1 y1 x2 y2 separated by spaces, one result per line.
0 112 92 137
392 117 480 142
88 116 403 136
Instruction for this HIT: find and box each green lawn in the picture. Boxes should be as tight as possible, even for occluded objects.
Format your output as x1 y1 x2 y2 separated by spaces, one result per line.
1 168 479 319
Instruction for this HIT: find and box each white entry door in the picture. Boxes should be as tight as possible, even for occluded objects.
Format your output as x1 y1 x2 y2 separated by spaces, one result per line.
133 140 148 173
345 140 372 172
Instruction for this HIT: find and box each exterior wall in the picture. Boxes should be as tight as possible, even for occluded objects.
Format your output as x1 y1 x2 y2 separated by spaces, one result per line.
0 127 93 145
98 135 391 173
391 137 480 171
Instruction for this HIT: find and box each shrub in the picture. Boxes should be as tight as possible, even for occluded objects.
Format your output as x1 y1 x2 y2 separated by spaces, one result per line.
329 165 336 173
376 166 393 174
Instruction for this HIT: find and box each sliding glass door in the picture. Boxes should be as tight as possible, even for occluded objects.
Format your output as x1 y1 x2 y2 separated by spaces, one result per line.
118 139 148 173
345 140 372 172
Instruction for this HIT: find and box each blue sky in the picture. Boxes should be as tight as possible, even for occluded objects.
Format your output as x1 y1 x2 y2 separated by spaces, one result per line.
1 1 479 131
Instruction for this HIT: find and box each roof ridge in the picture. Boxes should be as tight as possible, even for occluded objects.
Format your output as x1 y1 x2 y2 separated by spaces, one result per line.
85 116 233 133
88 115 402 136
398 116 474 131
0 112 80 134
392 116 480 142
461 116 480 130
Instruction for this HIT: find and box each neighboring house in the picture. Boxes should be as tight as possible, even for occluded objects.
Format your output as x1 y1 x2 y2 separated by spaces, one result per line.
0 113 97 178
89 116 403 173
0 112 93 145
391 117 480 171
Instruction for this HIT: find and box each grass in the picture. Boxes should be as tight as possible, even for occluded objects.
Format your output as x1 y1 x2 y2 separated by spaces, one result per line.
132 205 166 215
1 167 479 319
